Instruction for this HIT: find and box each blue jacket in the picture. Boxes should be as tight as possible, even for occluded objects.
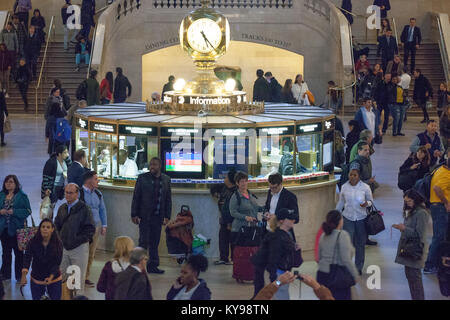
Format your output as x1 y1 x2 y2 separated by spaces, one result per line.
354 107 381 136
166 279 211 300
68 162 87 188
0 189 32 237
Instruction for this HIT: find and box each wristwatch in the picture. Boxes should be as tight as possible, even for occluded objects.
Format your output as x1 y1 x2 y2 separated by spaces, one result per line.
274 280 282 287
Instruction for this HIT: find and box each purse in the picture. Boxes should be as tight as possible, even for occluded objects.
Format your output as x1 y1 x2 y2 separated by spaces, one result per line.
365 203 385 235
3 114 11 133
326 232 356 289
399 235 424 261
235 221 263 247
290 247 303 268
16 213 38 251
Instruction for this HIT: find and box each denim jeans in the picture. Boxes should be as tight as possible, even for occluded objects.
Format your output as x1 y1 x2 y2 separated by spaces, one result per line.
273 269 290 300
343 216 367 272
425 203 448 269
64 25 78 50
76 53 90 66
390 104 405 134
30 280 62 300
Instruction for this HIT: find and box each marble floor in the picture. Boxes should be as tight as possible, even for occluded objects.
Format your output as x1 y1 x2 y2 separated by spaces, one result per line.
0 114 448 300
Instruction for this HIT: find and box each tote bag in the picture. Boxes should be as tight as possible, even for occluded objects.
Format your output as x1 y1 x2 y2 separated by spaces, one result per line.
16 213 38 251
326 232 356 289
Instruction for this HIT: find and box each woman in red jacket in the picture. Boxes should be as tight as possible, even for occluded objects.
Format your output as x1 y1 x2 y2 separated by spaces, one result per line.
100 72 114 104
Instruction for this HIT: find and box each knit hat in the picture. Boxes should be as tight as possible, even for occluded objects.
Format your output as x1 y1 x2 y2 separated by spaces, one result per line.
275 208 296 221
227 167 237 184
349 161 361 172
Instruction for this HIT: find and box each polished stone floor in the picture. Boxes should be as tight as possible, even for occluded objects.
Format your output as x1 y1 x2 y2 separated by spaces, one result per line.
0 114 447 300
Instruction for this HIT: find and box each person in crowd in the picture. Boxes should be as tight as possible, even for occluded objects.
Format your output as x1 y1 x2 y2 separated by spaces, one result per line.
437 83 450 119
0 92 8 147
264 72 282 102
373 73 393 133
352 36 369 62
15 57 31 111
45 102 67 155
377 29 398 73
100 71 114 104
292 74 309 105
398 146 430 192
354 97 382 143
400 18 422 73
1 26 18 78
253 69 269 102
388 75 406 136
349 129 374 163
14 0 32 30
373 63 383 77
167 254 211 300
399 68 412 121
255 271 334 300
340 0 353 25
62 0 79 51
80 0 96 39
386 55 404 77
44 87 65 120
131 157 172 274
317 210 359 300
355 54 370 73
280 79 296 104
75 36 91 72
52 79 71 111
113 67 132 103
356 67 374 101
252 208 300 300
80 171 107 288
11 15 27 57
0 46 15 98
24 25 41 80
21 218 63 300
67 100 87 126
373 0 390 19
86 69 100 106
229 171 261 241
263 173 299 240
352 141 379 193
413 69 433 123
30 9 45 44
41 144 72 206
97 236 134 300
410 120 445 166
393 189 430 300
55 183 95 296
336 166 373 276
323 81 342 112
378 18 391 39
440 106 450 152
162 75 175 98
151 92 160 102
423 149 450 274
0 175 31 281
345 120 361 163
213 168 237 265
114 247 153 300
68 149 88 188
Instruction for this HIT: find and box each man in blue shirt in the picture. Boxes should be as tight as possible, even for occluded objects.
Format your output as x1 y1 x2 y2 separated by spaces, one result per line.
80 170 107 287
400 18 422 73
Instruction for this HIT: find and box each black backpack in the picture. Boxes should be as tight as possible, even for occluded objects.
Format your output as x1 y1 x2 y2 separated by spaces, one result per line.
79 188 102 202
338 158 362 190
76 80 87 101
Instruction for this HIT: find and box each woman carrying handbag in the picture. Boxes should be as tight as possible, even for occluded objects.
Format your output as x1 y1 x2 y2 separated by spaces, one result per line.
0 91 9 147
317 210 360 300
393 189 429 300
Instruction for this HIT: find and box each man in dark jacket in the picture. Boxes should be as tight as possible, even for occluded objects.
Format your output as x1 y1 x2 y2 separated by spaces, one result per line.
413 69 433 123
62 0 79 51
265 72 282 102
410 120 445 166
85 69 100 106
374 73 394 133
400 18 422 73
0 44 12 97
24 25 41 79
373 0 390 18
115 247 153 300
114 67 132 103
377 29 398 72
55 183 95 295
12 15 27 57
162 75 175 98
80 0 95 39
68 149 88 188
131 157 172 274
253 69 270 102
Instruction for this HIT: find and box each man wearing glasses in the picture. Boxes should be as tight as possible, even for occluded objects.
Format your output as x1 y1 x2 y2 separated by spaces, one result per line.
55 183 95 296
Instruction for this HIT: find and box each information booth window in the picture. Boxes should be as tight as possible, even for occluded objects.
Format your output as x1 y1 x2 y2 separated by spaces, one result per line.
296 122 323 172
322 118 335 173
116 125 159 179
74 117 89 156
88 121 118 179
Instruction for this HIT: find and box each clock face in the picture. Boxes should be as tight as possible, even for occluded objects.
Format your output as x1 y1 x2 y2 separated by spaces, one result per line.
187 18 222 54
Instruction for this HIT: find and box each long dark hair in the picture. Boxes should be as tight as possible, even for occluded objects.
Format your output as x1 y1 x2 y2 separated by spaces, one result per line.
2 175 21 194
105 72 114 91
282 79 293 95
403 189 426 217
412 146 430 168
32 218 63 256
322 210 342 235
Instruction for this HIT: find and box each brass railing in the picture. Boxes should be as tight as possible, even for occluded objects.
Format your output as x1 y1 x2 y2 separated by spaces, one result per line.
35 15 55 115
435 14 450 85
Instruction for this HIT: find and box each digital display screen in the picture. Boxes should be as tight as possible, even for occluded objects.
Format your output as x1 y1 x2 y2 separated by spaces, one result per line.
323 142 333 166
165 151 202 172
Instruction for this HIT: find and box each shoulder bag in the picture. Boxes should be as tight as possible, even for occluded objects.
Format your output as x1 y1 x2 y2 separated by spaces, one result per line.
17 213 38 251
326 232 356 289
365 203 385 235
399 234 424 261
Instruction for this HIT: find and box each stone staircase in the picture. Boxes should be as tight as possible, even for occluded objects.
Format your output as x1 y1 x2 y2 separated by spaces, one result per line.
6 40 88 114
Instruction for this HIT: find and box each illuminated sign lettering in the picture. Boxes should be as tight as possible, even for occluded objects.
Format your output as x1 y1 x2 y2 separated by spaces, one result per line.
260 127 292 135
297 123 322 133
77 118 87 129
119 125 156 136
89 122 117 133
191 97 231 105
215 129 247 136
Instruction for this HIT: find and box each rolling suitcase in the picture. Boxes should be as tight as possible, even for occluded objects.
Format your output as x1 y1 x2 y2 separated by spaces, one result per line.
232 246 259 282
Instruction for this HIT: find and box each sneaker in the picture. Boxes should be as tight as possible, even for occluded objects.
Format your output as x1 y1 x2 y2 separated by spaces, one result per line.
224 261 233 265
85 279 95 287
147 267 165 274
397 132 405 136
214 260 226 265
420 119 427 124
423 267 438 274
366 239 378 246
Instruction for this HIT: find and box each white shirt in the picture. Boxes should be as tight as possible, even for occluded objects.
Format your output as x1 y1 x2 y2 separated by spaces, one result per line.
399 73 412 90
269 187 283 214
173 282 201 300
361 107 376 135
291 82 309 104
336 181 373 221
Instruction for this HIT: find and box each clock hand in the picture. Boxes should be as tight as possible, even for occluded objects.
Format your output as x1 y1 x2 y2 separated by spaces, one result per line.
200 31 215 49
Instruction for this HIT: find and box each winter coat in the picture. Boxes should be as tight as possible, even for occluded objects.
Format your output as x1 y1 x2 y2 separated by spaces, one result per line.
97 259 129 300
345 127 361 163
354 106 381 136
23 236 63 282
12 22 27 53
86 77 100 106
229 190 261 232
413 74 433 104
113 74 132 102
167 279 211 300
440 113 450 139
41 154 72 199
75 40 91 54
81 0 96 27
115 265 153 300
437 90 449 111
0 189 31 237
24 32 42 57
30 16 46 30
280 90 296 104
253 77 270 102
268 78 282 102
399 156 430 184
0 50 12 71
373 0 391 18
353 154 373 184
15 64 31 85
217 184 237 225
0 29 19 53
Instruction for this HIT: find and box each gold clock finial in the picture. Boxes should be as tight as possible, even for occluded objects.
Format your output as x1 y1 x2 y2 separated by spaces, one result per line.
200 0 211 8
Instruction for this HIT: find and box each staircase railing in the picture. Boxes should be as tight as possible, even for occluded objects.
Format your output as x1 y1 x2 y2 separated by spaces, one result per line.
87 24 97 79
35 15 55 115
0 10 10 30
433 13 450 85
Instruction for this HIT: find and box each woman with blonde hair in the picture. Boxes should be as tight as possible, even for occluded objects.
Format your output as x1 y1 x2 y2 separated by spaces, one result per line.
97 236 135 300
